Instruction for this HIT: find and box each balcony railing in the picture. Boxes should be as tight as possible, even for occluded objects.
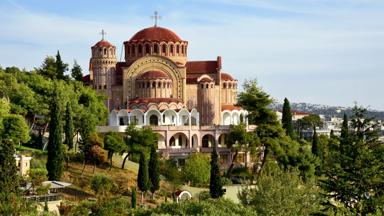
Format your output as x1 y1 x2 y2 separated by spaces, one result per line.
200 147 231 153
24 194 62 202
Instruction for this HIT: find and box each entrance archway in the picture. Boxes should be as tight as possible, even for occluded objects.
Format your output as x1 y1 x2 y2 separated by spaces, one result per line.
202 134 215 148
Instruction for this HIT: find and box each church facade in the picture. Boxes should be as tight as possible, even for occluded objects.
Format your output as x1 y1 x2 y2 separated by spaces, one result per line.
85 25 250 162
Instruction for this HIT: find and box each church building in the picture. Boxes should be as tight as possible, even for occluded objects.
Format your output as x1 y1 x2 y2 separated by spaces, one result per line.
84 22 249 163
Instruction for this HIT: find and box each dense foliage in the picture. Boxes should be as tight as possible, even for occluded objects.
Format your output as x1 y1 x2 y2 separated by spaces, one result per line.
320 107 384 215
183 153 211 187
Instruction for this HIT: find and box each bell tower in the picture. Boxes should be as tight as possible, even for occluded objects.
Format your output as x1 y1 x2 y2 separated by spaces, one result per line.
90 30 117 93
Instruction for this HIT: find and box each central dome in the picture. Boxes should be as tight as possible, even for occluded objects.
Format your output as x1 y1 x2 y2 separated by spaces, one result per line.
129 26 183 42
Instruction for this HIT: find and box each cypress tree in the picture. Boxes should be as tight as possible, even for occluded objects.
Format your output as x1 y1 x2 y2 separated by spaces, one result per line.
148 145 160 199
0 140 19 196
137 152 150 204
64 102 74 150
46 84 64 180
131 187 136 208
55 51 68 80
209 147 224 198
71 60 83 81
311 127 322 159
340 113 349 153
282 98 294 138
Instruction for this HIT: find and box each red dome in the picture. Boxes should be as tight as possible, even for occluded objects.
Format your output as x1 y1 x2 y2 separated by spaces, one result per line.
221 72 235 81
138 71 170 79
93 40 114 47
129 26 183 42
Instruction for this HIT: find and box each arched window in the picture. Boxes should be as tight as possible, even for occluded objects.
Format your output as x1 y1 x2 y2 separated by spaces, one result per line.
223 83 227 88
147 82 150 88
176 45 180 54
170 45 174 55
138 44 143 54
149 115 159 126
103 48 107 55
181 45 184 54
206 84 209 88
162 44 167 54
145 44 150 54
154 44 159 54
170 137 175 146
131 46 135 56
127 45 130 55
201 84 204 89
202 136 209 148
152 82 156 88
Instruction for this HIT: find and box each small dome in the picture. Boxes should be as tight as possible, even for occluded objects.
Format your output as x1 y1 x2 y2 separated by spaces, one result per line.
129 26 183 42
138 71 170 79
199 77 213 83
93 40 114 47
221 72 235 81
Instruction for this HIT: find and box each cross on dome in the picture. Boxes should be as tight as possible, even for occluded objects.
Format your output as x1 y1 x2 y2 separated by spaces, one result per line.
100 29 107 40
151 11 161 27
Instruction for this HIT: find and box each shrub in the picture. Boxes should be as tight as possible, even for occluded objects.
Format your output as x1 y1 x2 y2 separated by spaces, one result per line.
90 174 114 197
183 153 210 187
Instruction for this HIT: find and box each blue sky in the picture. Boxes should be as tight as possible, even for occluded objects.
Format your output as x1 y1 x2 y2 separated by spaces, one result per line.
1 0 384 110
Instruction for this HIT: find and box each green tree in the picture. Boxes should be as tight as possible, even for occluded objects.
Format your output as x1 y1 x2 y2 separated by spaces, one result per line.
1 114 30 144
37 56 57 79
210 147 224 198
122 125 157 169
282 97 294 138
183 153 211 187
227 123 257 175
137 152 150 204
55 51 68 80
131 187 137 209
90 174 114 197
320 106 384 215
311 127 322 159
64 102 74 150
71 60 83 81
148 145 160 199
46 84 64 180
238 160 321 215
103 132 125 169
0 140 19 195
339 113 349 154
28 168 48 195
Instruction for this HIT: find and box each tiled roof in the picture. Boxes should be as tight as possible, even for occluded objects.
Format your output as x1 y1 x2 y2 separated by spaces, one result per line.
186 61 218 74
93 40 114 47
138 71 170 79
221 72 236 81
221 105 243 111
128 26 183 42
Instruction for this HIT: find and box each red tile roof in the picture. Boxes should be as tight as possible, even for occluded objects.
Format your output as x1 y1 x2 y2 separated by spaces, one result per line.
93 40 114 47
138 71 170 79
186 61 218 74
221 105 243 111
82 74 91 83
128 26 183 42
221 72 236 81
